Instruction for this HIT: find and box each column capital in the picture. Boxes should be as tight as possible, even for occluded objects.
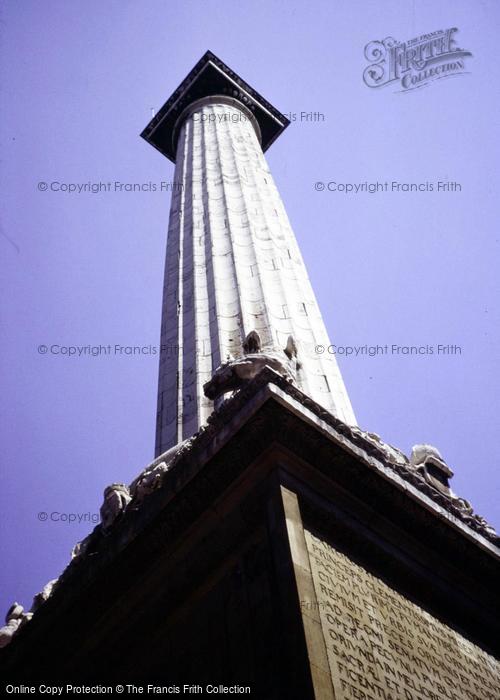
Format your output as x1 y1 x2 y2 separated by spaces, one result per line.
174 95 262 150
141 50 290 163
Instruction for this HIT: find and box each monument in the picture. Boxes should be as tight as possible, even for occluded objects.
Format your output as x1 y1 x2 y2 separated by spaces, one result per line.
147 51 355 456
1 52 499 699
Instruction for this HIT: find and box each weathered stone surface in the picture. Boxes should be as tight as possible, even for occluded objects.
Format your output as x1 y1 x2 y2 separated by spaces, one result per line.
305 530 500 700
131 461 168 505
155 95 356 455
100 483 131 532
203 331 297 400
30 578 58 613
0 604 30 649
3 54 498 694
1 372 498 688
62 368 498 581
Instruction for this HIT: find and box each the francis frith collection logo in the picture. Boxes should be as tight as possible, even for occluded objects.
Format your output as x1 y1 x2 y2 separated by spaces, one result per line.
363 28 472 92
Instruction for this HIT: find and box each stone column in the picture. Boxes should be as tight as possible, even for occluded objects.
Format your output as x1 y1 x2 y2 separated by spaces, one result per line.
156 97 355 456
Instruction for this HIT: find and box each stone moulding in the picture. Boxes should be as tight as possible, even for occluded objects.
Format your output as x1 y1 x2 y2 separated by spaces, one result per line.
1 366 498 653
141 50 290 162
49 367 500 596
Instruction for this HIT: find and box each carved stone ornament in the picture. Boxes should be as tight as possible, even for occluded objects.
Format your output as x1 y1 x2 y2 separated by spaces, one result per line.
203 331 297 401
409 444 454 496
100 483 132 532
133 461 169 505
0 603 32 649
71 533 91 561
30 578 59 613
7 370 496 631
351 428 409 467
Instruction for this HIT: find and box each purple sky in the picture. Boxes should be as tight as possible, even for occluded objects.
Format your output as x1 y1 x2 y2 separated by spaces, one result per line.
1 1 499 615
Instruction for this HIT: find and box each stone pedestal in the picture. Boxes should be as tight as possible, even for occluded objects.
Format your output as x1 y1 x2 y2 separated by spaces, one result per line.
2 373 499 697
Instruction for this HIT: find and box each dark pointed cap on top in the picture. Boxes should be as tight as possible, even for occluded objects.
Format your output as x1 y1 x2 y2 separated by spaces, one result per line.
141 50 290 163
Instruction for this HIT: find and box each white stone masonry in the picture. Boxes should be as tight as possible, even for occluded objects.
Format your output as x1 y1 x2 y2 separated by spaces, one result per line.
156 98 355 455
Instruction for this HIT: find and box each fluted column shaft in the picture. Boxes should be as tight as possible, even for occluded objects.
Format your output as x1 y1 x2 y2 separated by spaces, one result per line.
155 99 355 456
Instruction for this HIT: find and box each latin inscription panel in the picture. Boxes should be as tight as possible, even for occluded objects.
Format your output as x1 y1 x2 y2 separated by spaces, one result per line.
304 530 500 700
